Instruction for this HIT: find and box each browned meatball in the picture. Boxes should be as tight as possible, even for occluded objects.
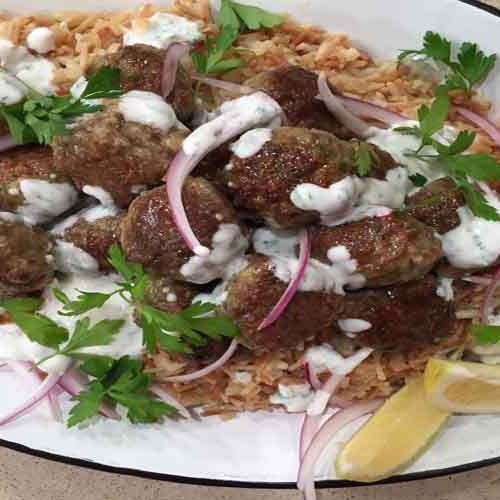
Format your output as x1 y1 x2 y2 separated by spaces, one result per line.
120 178 247 283
223 255 343 350
52 107 187 207
245 66 351 138
53 209 124 272
407 178 464 234
311 213 443 288
93 44 195 123
0 217 53 298
338 276 457 352
144 274 199 314
220 127 358 228
0 146 78 223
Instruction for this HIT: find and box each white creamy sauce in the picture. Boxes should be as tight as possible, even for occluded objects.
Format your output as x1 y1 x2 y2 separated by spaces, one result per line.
0 68 28 105
368 121 456 187
358 167 410 208
0 211 24 223
322 205 391 227
252 227 300 258
53 240 99 274
269 383 314 413
18 180 78 225
182 92 282 155
436 277 454 302
337 318 372 334
0 273 143 375
229 128 272 159
51 203 120 236
271 245 365 294
0 38 55 95
82 185 116 208
123 13 201 49
441 183 500 269
233 371 252 384
119 90 179 131
26 27 55 54
181 224 248 284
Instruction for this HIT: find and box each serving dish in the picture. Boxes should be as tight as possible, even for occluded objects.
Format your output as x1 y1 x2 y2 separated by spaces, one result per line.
1 0 500 488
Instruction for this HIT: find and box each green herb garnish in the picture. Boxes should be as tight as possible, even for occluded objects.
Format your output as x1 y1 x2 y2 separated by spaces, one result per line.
398 31 497 96
192 0 283 76
395 92 500 220
68 356 176 427
0 66 122 146
354 142 380 177
53 245 240 355
470 324 500 345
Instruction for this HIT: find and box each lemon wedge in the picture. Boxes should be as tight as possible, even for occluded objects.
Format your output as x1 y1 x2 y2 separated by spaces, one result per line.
424 358 500 413
335 377 450 482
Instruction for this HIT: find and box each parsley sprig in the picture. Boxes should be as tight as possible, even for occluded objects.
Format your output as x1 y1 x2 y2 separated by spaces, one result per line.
354 142 380 177
53 245 240 355
394 92 500 220
0 66 122 146
470 324 500 346
399 31 497 96
192 0 283 75
68 356 176 427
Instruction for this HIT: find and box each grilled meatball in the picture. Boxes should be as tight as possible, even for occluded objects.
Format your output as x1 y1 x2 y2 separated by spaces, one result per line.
407 178 464 234
223 255 343 350
338 276 457 352
0 216 53 298
245 66 351 138
220 127 358 228
120 178 248 283
144 274 199 314
0 146 78 224
94 44 195 124
311 213 443 287
52 106 187 207
52 206 124 273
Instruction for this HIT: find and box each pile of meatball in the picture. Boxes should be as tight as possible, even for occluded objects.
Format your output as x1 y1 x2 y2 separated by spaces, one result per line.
0 43 470 362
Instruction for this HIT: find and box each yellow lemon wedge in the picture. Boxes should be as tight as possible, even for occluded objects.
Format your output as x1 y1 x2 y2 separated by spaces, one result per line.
424 358 500 413
335 377 450 482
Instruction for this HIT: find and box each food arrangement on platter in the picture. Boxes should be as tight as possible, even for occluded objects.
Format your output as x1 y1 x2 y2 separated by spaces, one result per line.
2 0 500 494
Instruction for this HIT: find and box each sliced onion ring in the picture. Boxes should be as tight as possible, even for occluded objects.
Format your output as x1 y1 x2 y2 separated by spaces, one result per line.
317 73 377 139
161 42 189 99
58 365 120 421
0 135 16 152
0 372 61 426
192 75 255 95
305 362 321 391
299 413 322 461
164 337 239 383
297 400 383 492
480 267 500 324
258 228 311 330
339 96 407 125
164 91 282 255
150 384 190 419
456 107 500 147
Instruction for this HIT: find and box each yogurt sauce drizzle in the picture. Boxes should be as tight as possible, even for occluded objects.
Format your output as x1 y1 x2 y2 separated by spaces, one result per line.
0 38 56 95
0 273 143 375
229 128 273 159
253 227 365 294
123 13 202 49
0 69 28 105
26 27 55 55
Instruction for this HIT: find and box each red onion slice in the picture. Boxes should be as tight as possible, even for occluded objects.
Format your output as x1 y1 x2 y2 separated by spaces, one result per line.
340 96 407 125
150 384 190 419
306 372 344 416
305 362 321 391
165 91 282 255
164 337 239 383
299 414 322 461
0 372 61 426
58 365 120 421
7 361 57 420
161 42 190 99
192 75 255 95
456 107 500 147
480 267 500 324
0 135 16 152
317 73 376 139
258 228 311 331
297 400 383 492
328 396 353 409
